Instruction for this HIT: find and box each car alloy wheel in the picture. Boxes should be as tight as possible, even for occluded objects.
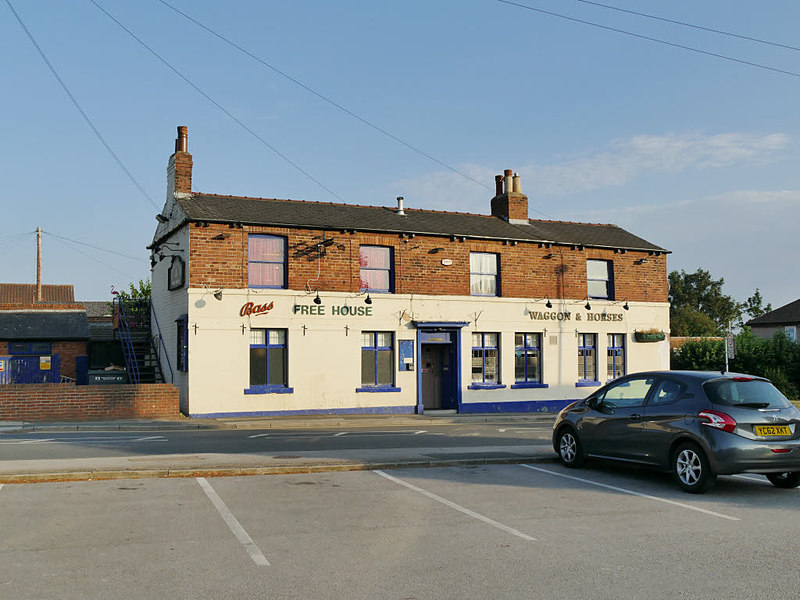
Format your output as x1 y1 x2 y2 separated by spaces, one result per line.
766 472 800 489
557 429 584 468
673 442 716 493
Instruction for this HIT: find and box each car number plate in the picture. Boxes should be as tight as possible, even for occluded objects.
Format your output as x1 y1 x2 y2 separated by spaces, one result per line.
754 425 791 437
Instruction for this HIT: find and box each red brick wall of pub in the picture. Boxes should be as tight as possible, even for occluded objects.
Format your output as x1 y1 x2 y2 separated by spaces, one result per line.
187 222 668 302
0 384 180 421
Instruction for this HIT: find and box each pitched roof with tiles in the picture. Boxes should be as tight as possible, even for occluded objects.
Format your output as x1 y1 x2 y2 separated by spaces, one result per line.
0 311 90 340
162 193 668 253
0 284 75 304
746 299 800 327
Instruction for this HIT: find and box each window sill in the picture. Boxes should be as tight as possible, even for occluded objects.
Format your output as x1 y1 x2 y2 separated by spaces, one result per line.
244 386 294 395
511 382 549 389
468 383 506 390
248 285 286 290
356 386 401 393
576 381 601 388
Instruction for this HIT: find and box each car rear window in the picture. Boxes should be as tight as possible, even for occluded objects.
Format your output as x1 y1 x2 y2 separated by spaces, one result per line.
703 379 793 409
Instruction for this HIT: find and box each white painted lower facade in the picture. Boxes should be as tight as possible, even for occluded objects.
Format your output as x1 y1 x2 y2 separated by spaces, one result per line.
153 284 670 417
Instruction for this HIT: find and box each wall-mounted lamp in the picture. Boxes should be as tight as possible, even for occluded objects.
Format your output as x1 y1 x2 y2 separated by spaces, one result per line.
212 233 230 240
635 258 649 265
364 293 372 305
213 289 223 301
623 301 630 310
546 299 553 309
313 291 322 305
585 301 592 310
543 253 554 260
155 213 169 223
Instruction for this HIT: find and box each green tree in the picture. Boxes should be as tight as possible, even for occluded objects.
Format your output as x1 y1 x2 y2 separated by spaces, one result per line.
739 288 772 327
672 329 800 399
671 338 725 371
668 269 740 336
116 279 151 302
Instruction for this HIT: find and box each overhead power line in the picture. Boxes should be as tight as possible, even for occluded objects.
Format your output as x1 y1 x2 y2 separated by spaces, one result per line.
4 0 160 209
497 0 800 80
570 0 800 53
156 0 492 193
89 0 346 203
43 230 143 261
46 234 141 281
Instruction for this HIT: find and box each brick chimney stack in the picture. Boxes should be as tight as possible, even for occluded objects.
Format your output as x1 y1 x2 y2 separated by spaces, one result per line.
490 168 528 224
167 125 193 199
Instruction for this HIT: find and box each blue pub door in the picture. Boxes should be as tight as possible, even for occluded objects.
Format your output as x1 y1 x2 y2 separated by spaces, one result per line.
419 330 457 411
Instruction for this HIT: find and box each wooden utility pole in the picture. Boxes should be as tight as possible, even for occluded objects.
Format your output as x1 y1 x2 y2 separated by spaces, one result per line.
36 226 42 302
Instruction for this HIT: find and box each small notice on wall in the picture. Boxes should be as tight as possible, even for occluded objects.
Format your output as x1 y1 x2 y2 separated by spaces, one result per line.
40 356 52 370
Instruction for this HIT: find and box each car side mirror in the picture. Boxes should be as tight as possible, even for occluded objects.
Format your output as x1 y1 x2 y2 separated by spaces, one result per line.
587 397 599 410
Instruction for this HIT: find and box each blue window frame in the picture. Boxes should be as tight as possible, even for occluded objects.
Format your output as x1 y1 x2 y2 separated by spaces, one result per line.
577 333 597 384
359 245 393 293
471 332 500 385
470 253 499 296
248 234 287 289
607 333 625 380
248 328 290 392
587 259 614 300
176 315 188 371
514 333 542 383
360 331 396 389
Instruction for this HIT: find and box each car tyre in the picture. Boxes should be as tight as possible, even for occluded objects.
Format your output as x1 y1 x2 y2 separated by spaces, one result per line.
557 428 585 468
673 442 716 494
766 472 800 489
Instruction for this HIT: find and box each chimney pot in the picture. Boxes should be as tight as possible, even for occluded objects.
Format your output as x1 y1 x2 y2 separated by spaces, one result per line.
176 126 188 153
396 196 405 215
491 167 528 224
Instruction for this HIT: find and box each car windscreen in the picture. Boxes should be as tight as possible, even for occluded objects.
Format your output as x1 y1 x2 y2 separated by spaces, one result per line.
703 379 792 409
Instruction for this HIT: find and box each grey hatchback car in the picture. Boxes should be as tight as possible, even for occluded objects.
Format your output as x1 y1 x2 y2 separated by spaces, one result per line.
552 371 800 493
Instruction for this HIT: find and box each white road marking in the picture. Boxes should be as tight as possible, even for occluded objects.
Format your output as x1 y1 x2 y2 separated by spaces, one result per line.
520 464 739 521
0 436 167 445
373 470 537 541
196 477 269 566
248 433 270 438
414 430 427 435
732 473 799 490
333 432 348 437
497 428 543 433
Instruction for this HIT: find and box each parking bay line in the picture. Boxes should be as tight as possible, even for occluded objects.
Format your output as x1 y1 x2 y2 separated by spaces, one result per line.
372 470 537 541
196 477 270 566
520 464 739 521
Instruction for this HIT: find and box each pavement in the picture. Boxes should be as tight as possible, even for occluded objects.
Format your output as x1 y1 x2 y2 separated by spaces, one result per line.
0 412 560 484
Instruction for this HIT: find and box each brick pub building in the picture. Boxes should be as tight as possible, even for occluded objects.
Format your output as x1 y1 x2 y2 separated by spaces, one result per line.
151 127 669 417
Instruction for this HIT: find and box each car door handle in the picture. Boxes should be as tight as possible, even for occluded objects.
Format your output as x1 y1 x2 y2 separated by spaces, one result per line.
628 414 641 420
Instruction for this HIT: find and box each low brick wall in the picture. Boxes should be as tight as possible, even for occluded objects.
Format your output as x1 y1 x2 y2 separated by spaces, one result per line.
0 384 180 421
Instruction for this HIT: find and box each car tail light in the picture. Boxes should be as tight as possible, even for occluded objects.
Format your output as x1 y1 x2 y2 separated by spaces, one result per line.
732 377 754 382
698 410 737 433
771 448 791 454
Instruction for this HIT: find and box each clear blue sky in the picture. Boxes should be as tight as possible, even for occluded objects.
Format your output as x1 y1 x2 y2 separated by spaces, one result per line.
3 1 798 310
